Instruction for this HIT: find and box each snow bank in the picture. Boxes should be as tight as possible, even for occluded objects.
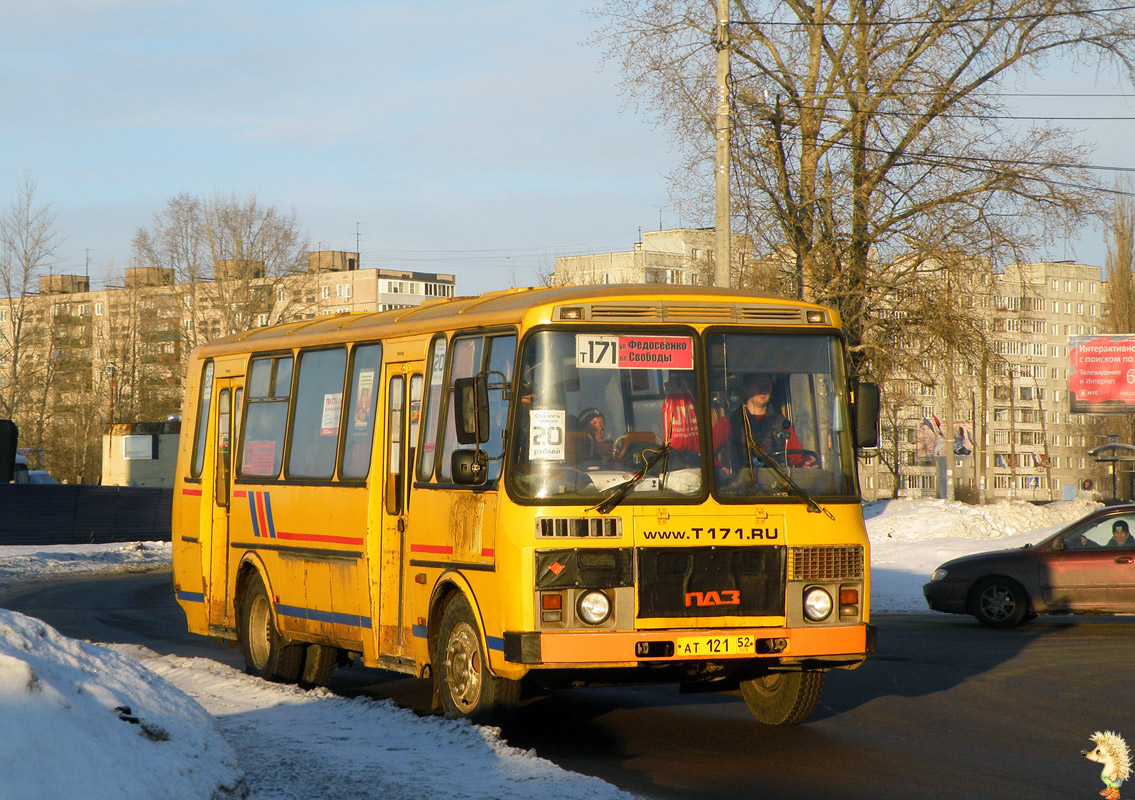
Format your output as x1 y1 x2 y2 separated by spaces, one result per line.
864 497 1100 542
0 542 171 592
0 609 245 800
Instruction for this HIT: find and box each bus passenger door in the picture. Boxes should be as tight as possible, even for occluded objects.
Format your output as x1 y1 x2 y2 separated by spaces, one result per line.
207 378 242 629
377 362 423 659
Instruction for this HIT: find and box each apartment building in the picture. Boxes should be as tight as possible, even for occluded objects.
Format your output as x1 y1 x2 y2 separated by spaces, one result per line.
0 252 455 433
554 228 755 287
854 260 1106 501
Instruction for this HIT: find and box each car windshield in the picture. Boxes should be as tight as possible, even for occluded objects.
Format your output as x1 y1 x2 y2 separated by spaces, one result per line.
507 328 859 504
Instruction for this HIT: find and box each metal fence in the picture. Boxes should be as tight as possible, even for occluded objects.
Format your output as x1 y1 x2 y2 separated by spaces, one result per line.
0 485 172 545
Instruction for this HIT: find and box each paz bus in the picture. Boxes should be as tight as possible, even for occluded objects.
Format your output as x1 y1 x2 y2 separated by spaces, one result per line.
171 284 879 724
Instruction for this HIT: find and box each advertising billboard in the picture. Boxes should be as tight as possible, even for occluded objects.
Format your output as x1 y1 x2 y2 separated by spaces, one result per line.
1068 334 1135 414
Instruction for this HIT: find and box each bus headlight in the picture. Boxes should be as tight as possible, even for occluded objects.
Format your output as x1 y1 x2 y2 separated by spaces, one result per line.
803 587 833 622
577 590 612 625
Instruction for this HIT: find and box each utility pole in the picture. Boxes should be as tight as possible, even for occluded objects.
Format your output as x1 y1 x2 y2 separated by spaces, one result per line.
714 0 731 288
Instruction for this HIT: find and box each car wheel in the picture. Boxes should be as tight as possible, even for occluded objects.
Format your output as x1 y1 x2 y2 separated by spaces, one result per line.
970 577 1029 628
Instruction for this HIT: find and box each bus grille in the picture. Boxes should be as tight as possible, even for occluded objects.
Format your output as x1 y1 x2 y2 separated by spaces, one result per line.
536 517 622 538
788 546 864 581
585 303 808 324
637 546 785 618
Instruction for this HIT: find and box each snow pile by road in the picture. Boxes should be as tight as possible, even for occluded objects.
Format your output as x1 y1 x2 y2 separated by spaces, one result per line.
0 608 245 799
0 541 171 592
0 497 1106 799
864 496 1099 542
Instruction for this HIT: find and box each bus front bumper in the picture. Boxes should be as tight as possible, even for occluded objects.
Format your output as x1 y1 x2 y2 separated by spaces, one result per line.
502 623 875 667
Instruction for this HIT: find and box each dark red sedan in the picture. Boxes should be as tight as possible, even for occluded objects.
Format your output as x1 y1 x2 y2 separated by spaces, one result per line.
923 504 1135 627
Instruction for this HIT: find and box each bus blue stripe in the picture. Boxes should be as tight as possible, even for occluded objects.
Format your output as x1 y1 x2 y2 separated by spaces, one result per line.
176 590 205 603
263 491 276 538
247 492 261 537
275 603 372 629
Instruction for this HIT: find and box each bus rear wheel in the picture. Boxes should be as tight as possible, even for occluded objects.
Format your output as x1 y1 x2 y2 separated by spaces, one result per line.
435 596 519 724
239 573 303 683
300 644 338 687
740 670 825 725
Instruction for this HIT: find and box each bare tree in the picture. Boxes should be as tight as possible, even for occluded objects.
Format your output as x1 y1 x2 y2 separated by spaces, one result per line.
132 192 315 351
0 177 58 446
593 0 1133 377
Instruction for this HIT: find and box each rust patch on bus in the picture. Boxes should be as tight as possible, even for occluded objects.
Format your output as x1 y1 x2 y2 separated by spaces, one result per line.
450 494 484 558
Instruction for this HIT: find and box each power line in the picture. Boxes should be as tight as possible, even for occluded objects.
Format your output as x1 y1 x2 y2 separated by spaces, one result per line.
728 3 1135 27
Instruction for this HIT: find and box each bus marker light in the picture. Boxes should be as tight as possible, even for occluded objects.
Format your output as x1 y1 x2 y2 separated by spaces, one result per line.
542 593 562 610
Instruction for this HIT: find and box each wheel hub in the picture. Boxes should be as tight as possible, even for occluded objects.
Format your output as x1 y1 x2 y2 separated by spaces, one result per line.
444 621 482 711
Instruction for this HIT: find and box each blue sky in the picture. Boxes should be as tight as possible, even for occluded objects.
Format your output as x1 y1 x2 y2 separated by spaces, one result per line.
1 2 1132 296
0 1 678 295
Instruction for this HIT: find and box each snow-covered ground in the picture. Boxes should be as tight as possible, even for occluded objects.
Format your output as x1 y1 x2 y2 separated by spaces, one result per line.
0 498 1101 799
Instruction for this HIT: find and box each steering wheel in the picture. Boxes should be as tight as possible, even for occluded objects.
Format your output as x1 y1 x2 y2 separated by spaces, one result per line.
786 449 821 468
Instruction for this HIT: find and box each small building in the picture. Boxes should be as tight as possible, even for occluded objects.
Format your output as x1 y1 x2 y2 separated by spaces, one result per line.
102 419 181 488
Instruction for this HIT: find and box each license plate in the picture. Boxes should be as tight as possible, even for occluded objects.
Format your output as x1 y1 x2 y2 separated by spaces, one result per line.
674 634 756 657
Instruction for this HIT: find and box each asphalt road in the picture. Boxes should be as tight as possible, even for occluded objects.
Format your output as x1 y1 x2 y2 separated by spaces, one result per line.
2 570 1133 800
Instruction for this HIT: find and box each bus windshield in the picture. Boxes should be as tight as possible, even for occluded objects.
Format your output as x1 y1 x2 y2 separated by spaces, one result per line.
706 331 858 501
508 328 858 503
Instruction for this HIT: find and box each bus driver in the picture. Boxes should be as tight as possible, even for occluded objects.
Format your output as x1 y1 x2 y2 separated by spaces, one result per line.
712 373 816 475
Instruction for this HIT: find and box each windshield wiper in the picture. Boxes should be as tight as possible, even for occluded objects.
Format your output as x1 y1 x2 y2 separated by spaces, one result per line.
591 444 672 515
746 441 833 519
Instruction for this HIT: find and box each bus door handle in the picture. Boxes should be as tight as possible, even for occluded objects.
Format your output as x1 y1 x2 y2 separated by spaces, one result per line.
1115 556 1133 564
397 517 406 533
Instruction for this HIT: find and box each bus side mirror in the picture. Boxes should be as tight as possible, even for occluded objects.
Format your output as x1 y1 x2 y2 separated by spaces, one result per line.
453 375 490 445
451 449 488 486
0 420 17 483
853 381 880 449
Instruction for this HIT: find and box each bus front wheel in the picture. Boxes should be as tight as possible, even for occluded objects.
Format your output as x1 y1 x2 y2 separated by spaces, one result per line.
239 573 303 683
435 596 519 724
740 670 825 725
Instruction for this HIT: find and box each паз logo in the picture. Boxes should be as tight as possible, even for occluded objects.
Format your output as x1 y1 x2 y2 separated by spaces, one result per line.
685 590 740 607
1083 731 1131 800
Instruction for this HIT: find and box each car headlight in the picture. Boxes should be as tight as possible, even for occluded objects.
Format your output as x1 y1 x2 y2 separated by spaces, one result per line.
930 568 948 582
802 587 833 621
577 590 612 625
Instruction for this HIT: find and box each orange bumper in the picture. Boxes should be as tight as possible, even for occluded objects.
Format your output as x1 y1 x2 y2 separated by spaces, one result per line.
502 624 873 666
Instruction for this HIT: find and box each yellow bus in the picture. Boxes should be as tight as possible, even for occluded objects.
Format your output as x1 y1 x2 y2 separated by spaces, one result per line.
172 284 879 725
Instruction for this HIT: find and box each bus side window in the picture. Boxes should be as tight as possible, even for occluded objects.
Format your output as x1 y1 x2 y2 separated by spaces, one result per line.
287 347 347 479
239 355 293 479
385 375 405 515
484 334 516 481
190 361 215 478
215 388 231 507
438 336 484 482
416 335 447 482
342 343 382 480
407 374 422 501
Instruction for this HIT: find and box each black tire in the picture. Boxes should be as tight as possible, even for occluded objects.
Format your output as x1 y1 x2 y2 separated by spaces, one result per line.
970 577 1029 628
300 644 338 687
435 595 519 724
239 573 303 682
740 670 825 725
